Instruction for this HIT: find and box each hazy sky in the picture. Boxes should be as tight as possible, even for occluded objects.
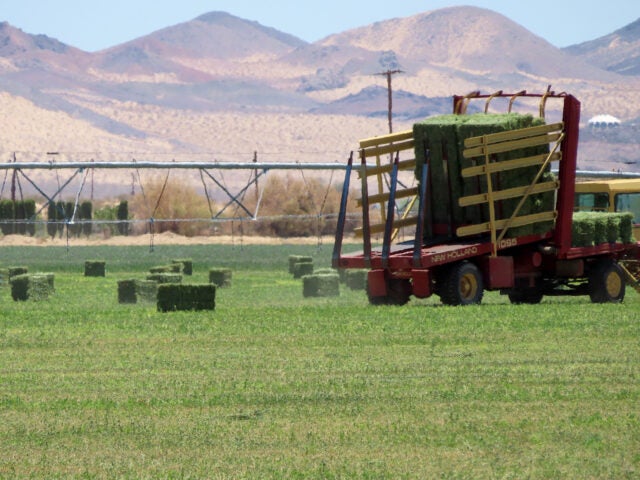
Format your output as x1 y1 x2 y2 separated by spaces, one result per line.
2 1 638 52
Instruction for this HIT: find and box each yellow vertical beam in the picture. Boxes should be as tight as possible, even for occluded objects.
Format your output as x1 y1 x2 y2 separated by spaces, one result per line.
482 135 498 257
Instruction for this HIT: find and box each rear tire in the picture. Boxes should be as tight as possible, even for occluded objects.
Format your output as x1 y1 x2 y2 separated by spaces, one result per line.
508 288 543 304
588 259 625 303
368 278 411 306
439 261 484 306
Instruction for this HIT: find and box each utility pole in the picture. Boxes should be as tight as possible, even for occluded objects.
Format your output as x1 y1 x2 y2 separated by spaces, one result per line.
376 69 403 134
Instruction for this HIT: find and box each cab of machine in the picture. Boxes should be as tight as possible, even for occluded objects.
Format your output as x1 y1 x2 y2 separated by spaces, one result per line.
574 179 640 238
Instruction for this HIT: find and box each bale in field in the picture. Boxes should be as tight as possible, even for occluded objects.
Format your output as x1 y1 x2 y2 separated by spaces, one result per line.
157 284 216 312
85 260 106 277
146 273 182 284
10 273 55 301
345 270 367 290
149 264 181 274
289 255 312 274
172 259 193 276
118 280 137 304
293 260 313 279
303 273 340 298
8 266 28 279
209 268 232 288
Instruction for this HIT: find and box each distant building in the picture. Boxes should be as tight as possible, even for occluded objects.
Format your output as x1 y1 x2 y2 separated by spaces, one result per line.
588 114 621 128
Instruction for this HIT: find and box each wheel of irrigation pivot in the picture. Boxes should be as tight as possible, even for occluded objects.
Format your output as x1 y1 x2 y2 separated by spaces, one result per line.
440 261 484 306
588 259 625 303
367 278 411 306
508 287 544 304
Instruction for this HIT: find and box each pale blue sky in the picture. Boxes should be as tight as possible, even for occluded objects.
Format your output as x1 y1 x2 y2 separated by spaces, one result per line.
2 0 638 52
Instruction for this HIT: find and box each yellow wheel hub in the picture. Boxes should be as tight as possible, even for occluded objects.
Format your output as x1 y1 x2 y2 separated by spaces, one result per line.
605 270 622 298
460 273 478 300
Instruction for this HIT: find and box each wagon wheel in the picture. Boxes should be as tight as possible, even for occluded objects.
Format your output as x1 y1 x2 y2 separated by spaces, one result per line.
368 278 411 306
439 261 484 306
588 259 625 303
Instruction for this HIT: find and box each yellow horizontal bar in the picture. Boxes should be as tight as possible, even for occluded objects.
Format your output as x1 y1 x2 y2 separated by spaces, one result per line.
461 151 562 178
355 216 419 236
361 139 415 158
359 159 417 178
357 187 419 207
456 211 557 237
359 130 413 149
458 180 559 207
463 132 563 159
463 122 564 148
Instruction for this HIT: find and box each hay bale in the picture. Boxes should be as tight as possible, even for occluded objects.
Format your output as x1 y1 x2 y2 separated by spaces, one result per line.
413 113 551 239
85 260 106 277
172 259 193 276
146 273 182 284
8 266 28 279
10 273 54 302
118 280 137 304
345 270 367 290
289 255 312 274
303 273 340 298
136 280 158 303
157 284 216 312
209 268 232 288
572 211 635 246
293 261 314 279
149 264 181 274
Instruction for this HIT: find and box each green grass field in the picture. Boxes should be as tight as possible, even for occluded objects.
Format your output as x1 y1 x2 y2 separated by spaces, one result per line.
0 244 639 479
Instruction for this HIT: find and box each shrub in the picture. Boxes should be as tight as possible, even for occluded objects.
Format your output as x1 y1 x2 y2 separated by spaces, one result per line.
209 268 232 288
157 284 216 312
303 273 340 297
85 260 106 277
80 201 93 237
117 200 129 236
0 200 14 235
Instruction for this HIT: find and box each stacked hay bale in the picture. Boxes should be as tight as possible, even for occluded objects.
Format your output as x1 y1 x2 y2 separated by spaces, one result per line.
157 284 216 312
572 212 634 247
172 259 193 276
413 113 554 239
209 268 232 288
147 272 182 284
289 256 314 279
10 273 55 301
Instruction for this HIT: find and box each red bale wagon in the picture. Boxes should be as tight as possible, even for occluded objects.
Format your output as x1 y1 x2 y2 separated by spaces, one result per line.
333 90 640 305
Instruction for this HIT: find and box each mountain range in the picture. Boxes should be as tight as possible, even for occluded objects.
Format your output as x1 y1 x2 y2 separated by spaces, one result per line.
1 6 639 173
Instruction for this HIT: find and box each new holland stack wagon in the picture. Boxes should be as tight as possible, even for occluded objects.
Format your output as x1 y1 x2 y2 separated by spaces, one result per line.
332 90 640 305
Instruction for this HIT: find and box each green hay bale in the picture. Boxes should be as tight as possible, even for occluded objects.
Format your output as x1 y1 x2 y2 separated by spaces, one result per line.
172 259 193 276
149 264 180 274
618 212 634 243
606 215 621 243
413 113 551 239
117 279 137 304
209 268 232 288
136 280 159 303
345 270 367 290
303 273 340 298
288 255 312 274
85 260 106 277
10 273 54 302
146 273 182 284
157 284 216 312
8 266 28 279
293 261 314 279
572 212 596 247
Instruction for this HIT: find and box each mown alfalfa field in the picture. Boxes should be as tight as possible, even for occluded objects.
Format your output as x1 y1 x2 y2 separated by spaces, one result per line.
0 243 638 479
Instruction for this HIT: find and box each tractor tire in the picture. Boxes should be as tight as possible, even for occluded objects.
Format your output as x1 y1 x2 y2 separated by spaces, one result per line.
439 261 484 306
508 288 543 304
368 278 411 306
588 259 625 303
